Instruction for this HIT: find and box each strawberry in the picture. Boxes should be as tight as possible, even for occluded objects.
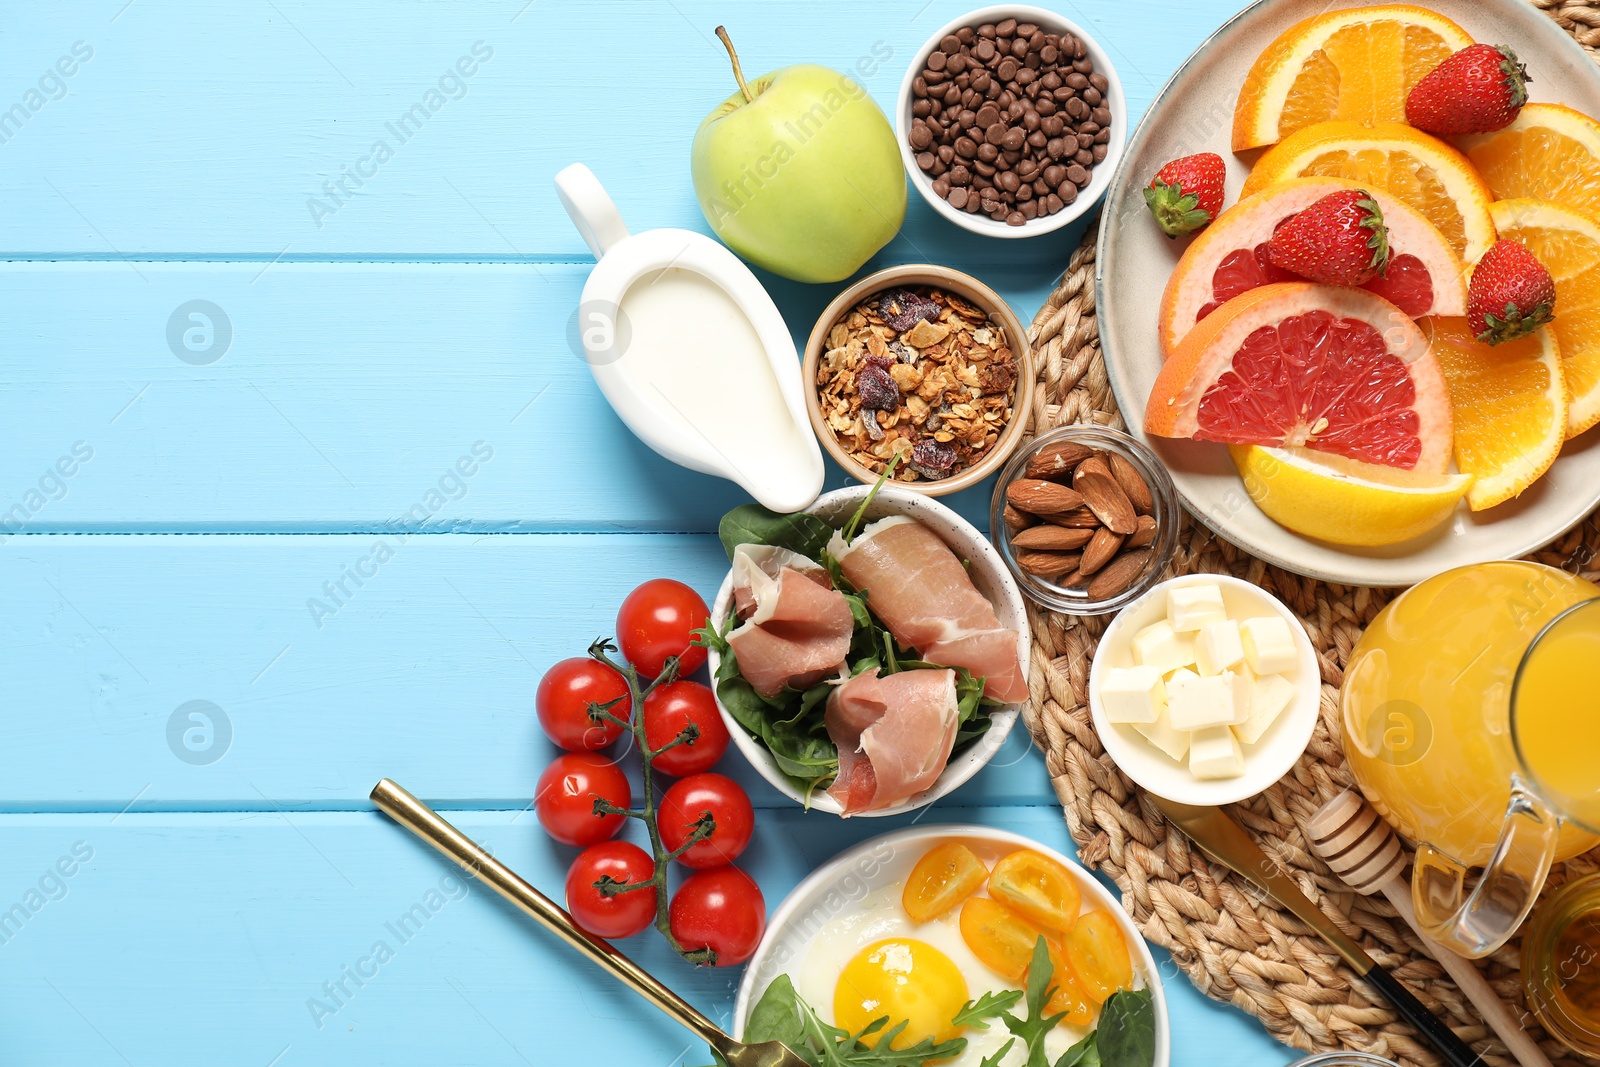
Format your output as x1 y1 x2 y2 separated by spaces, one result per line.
1143 153 1225 238
1468 238 1555 345
1406 44 1530 136
1265 189 1390 286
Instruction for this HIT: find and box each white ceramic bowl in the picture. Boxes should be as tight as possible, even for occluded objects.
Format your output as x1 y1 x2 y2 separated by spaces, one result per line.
706 485 1026 816
896 5 1127 238
734 824 1171 1067
1088 574 1320 806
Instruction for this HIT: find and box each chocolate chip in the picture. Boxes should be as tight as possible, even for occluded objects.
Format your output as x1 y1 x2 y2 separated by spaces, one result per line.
910 22 1114 226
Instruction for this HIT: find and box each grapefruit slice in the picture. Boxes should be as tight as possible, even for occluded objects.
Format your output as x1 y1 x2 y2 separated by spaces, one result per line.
1158 176 1466 356
1145 282 1454 474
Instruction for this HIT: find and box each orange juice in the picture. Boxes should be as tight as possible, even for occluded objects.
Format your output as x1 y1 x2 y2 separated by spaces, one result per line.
1342 561 1600 866
1515 601 1600 832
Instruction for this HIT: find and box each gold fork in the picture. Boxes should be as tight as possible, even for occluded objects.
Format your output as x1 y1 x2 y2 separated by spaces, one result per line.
370 779 810 1067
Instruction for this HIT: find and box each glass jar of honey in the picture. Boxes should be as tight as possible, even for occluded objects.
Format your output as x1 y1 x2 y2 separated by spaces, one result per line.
1523 872 1600 1058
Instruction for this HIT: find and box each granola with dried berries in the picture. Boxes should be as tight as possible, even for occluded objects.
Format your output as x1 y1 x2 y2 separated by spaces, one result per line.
817 286 1017 482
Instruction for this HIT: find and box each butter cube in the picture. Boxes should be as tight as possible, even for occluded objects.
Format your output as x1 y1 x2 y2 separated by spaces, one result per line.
1100 666 1166 725
1131 620 1196 675
1240 616 1298 675
1235 672 1297 745
1134 708 1191 763
1167 670 1240 731
1189 726 1246 779
1194 619 1244 676
1167 583 1227 632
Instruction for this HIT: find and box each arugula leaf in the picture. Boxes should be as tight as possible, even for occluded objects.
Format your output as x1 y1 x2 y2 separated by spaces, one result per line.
1095 989 1155 1067
741 975 965 1066
718 505 833 561
1001 937 1068 1067
953 989 1023 1030
980 1040 1017 1067
1055 1031 1101 1067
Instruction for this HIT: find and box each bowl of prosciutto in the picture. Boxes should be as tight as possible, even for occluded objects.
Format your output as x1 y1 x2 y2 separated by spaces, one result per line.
698 482 1029 817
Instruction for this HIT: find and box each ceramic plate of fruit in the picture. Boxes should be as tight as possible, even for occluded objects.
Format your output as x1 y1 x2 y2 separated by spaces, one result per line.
1098 0 1600 585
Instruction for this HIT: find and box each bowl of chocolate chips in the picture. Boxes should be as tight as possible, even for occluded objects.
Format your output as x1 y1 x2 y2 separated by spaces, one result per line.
802 264 1033 496
898 5 1126 236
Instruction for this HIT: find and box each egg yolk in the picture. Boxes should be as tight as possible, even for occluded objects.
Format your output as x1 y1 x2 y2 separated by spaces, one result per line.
833 938 969 1050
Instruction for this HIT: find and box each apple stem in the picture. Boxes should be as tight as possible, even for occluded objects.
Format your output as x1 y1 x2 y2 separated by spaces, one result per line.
715 25 753 104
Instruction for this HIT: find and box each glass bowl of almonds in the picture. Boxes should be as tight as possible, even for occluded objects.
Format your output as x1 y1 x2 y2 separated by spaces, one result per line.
991 424 1179 614
802 264 1033 496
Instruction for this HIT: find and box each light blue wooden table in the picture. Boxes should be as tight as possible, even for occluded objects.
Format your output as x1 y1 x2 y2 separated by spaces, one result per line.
1 2 1297 1063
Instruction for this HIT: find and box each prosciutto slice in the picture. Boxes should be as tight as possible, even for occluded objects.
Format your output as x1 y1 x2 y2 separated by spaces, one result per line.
825 667 959 814
829 517 1028 703
725 544 852 699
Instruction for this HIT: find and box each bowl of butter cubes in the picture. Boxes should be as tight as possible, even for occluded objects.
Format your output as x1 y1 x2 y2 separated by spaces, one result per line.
1087 573 1321 805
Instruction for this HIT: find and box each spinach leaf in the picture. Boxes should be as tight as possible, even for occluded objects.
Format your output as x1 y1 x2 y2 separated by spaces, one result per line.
1001 937 1068 1067
1056 1031 1101 1067
744 975 815 1063
953 989 1022 1030
1095 989 1155 1067
719 505 833 561
739 974 966 1067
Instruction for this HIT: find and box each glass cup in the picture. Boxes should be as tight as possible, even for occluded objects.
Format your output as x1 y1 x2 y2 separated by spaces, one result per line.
1522 872 1600 1059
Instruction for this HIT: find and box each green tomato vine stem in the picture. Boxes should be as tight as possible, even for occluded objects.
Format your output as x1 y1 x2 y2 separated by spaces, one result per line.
584 637 719 967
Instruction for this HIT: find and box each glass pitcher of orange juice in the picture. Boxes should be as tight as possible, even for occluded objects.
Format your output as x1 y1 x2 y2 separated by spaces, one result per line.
1342 561 1600 958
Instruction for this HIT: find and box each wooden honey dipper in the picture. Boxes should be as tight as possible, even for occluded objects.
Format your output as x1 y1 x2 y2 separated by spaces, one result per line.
1307 790 1552 1067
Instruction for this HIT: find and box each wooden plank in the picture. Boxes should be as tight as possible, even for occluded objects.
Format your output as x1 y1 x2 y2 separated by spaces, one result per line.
0 259 1060 532
0 806 1291 1067
0 531 1054 810
3 0 1216 255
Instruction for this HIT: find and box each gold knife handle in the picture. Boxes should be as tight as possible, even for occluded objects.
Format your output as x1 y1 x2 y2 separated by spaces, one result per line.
370 778 731 1053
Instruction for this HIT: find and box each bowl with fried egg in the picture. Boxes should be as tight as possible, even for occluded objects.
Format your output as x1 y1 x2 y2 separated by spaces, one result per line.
734 824 1170 1066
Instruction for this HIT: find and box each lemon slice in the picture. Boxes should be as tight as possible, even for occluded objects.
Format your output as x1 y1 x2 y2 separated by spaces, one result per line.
1230 445 1472 546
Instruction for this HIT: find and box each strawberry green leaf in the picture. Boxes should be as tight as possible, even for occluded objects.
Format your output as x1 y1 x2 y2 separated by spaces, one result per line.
1142 181 1211 239
1356 194 1391 276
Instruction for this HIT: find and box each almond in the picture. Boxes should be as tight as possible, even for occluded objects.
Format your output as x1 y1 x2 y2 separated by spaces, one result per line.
1041 507 1103 529
1086 548 1153 600
1003 503 1035 532
1005 478 1085 516
1109 453 1155 514
1078 527 1126 575
1127 513 1158 548
1010 525 1095 551
1016 549 1081 579
1073 459 1138 534
1025 440 1096 482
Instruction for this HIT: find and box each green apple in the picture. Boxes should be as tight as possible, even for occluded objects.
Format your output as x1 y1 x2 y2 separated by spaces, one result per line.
692 27 906 284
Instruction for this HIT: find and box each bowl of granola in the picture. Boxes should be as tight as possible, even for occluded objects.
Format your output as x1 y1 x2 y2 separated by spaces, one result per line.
803 265 1033 495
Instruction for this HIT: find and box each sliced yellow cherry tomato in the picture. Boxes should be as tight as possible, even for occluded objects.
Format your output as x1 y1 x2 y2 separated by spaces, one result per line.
988 849 1083 934
902 842 989 924
959 896 1044 983
1035 938 1099 1029
1064 909 1134 1003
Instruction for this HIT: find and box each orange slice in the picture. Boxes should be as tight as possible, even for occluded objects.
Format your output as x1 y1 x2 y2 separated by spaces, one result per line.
1426 317 1566 510
1232 5 1472 151
1242 120 1496 261
1145 282 1454 474
1460 103 1600 223
1158 175 1466 356
1489 198 1600 438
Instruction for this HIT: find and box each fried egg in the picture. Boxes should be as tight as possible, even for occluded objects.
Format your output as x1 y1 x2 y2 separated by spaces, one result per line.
793 881 1092 1065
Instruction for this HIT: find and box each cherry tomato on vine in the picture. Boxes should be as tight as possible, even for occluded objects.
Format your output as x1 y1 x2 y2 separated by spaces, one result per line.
616 579 709 679
657 773 753 869
642 680 729 776
536 657 631 752
668 865 765 967
535 753 631 847
565 840 657 939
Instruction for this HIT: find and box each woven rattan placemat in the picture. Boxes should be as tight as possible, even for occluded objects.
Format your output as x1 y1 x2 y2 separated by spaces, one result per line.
1017 9 1600 1060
